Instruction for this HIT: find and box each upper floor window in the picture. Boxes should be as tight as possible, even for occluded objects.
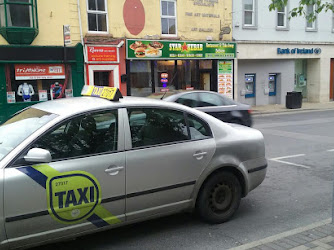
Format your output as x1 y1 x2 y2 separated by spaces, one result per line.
277 5 288 29
0 0 37 28
87 0 107 32
332 11 334 33
160 0 177 36
306 4 317 31
243 0 257 29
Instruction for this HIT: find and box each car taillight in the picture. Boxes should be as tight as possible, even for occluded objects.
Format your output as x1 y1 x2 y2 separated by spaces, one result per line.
248 109 252 114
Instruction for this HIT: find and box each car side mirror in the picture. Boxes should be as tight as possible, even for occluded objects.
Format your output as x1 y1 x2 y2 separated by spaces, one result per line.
24 148 52 163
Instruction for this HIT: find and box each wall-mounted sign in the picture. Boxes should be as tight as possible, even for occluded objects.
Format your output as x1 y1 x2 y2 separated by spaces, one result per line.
277 47 322 55
192 0 218 7
86 46 119 63
15 64 65 80
63 25 71 46
217 60 233 99
127 40 236 60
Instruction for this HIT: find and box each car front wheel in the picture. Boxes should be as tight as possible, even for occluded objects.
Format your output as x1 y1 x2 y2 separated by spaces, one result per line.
196 171 241 224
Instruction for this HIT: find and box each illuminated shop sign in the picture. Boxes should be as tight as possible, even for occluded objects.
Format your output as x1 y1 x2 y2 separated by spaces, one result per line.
127 39 236 60
277 48 322 55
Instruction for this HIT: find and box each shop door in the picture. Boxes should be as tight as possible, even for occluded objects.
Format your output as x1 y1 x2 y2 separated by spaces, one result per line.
200 72 211 91
330 59 334 100
94 71 114 87
88 65 120 88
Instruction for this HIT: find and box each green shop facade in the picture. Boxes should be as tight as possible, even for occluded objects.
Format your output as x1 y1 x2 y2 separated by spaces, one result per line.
0 0 84 124
126 39 236 98
0 44 84 124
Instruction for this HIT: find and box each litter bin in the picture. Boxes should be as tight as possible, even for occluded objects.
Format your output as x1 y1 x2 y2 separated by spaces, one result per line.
286 91 302 109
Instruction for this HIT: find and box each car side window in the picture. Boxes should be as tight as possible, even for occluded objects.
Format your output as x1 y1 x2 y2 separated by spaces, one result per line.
198 93 224 107
175 93 199 108
31 110 118 160
128 108 189 148
187 113 212 140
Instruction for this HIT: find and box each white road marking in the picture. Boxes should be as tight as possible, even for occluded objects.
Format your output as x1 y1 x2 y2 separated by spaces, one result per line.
269 159 311 169
327 149 334 152
270 154 305 160
269 154 311 169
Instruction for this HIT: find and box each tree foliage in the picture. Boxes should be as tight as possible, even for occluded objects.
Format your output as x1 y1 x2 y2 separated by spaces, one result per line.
269 0 334 21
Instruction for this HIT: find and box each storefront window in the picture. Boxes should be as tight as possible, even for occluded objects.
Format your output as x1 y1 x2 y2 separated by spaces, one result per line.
156 60 177 91
5 64 73 103
130 61 152 97
130 59 215 96
177 60 199 90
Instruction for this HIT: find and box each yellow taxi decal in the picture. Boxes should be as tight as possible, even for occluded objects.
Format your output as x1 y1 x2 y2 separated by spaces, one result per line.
18 164 120 227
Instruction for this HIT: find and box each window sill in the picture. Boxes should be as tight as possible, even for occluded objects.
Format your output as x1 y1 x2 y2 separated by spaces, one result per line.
87 31 109 35
160 34 178 39
242 25 258 30
276 27 289 31
305 28 318 32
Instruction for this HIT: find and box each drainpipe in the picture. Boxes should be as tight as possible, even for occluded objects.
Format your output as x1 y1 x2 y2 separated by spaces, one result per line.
77 0 87 85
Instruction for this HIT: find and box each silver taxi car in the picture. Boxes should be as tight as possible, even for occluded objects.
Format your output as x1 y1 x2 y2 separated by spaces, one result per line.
0 87 267 249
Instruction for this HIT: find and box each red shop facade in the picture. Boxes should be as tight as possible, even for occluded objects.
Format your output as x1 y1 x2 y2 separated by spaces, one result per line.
84 39 127 96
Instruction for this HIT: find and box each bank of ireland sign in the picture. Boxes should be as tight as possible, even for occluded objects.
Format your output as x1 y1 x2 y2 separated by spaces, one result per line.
277 47 322 55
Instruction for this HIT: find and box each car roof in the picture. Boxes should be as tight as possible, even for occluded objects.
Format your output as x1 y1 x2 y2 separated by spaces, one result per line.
31 96 197 117
164 91 237 103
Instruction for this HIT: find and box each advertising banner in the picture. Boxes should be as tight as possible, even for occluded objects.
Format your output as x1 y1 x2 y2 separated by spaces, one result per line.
217 60 233 99
15 64 65 80
86 46 119 63
127 39 236 60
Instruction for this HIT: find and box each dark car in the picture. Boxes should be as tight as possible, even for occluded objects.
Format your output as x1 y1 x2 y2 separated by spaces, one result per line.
164 91 252 127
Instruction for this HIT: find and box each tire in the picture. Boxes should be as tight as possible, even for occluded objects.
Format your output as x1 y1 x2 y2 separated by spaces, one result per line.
229 118 242 126
196 171 242 224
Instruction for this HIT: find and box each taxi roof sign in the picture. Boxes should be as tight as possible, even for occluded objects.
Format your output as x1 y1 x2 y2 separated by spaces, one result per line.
81 86 123 101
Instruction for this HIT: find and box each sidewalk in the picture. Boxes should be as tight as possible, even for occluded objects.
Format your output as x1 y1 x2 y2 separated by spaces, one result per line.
252 102 334 115
230 219 334 250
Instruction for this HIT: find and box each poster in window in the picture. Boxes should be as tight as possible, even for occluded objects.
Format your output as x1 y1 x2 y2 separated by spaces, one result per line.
217 60 233 99
7 92 16 103
65 89 73 98
38 90 48 101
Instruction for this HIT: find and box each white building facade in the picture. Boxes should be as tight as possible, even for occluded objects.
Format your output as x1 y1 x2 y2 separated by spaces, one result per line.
233 0 334 105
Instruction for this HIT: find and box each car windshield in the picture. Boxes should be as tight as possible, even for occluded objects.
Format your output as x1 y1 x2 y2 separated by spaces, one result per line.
0 108 58 161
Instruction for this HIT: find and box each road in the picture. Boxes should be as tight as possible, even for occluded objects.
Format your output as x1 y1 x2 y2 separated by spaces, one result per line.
34 109 334 250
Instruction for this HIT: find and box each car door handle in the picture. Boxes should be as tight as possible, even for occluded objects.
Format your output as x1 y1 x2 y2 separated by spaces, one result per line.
193 151 207 160
105 166 124 176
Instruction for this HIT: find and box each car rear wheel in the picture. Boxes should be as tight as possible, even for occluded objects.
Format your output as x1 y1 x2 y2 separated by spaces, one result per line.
196 171 241 224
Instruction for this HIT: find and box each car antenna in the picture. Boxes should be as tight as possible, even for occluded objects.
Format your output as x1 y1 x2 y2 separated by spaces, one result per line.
161 91 167 100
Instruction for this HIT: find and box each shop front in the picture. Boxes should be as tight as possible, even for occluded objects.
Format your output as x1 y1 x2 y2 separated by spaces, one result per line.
0 43 84 124
236 42 333 106
84 39 127 96
126 39 236 98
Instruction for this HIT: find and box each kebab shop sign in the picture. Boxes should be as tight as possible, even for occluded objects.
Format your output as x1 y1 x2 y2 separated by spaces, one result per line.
86 46 119 63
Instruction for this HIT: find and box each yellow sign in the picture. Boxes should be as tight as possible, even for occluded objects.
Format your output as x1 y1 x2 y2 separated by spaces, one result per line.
32 164 120 226
81 86 122 101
